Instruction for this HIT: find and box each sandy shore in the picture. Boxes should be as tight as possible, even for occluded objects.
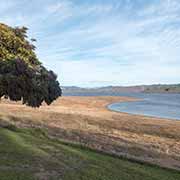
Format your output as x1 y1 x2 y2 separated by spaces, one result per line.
0 96 180 170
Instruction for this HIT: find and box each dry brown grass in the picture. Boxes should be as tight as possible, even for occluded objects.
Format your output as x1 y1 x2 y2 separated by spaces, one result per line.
0 96 180 170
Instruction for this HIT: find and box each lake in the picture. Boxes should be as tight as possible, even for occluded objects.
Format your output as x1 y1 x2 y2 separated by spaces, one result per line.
64 91 180 120
108 93 180 120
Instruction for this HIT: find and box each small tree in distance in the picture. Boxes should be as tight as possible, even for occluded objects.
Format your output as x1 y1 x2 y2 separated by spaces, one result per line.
0 23 62 107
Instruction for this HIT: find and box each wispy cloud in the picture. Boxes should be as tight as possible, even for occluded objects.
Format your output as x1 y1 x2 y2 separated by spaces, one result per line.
0 0 180 87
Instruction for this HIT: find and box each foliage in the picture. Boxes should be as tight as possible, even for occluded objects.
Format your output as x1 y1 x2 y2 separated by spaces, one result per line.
0 23 61 107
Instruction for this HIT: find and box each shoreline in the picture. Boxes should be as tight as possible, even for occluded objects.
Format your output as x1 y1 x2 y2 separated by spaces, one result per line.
107 96 180 121
107 102 180 122
0 96 180 170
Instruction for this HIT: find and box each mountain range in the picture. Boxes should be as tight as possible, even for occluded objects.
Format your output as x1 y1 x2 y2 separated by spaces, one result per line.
62 84 180 95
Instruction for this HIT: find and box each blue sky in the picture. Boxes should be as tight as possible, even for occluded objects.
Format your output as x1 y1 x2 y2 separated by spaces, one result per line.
0 0 180 87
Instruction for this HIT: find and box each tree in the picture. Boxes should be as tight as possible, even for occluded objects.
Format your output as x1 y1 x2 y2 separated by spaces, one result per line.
0 23 62 107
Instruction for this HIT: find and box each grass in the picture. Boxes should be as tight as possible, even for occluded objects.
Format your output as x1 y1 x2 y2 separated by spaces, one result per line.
1 96 180 170
0 125 179 180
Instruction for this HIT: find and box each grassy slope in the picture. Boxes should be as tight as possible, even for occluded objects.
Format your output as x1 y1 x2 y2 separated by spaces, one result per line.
0 126 179 180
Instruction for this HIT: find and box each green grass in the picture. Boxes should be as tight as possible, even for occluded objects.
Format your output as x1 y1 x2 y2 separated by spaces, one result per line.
0 126 179 180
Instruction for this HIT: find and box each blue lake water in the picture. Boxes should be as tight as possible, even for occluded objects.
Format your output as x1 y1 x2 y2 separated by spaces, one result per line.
64 92 180 120
108 93 180 120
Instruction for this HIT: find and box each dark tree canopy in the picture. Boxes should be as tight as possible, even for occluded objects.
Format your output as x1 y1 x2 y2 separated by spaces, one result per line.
0 23 62 107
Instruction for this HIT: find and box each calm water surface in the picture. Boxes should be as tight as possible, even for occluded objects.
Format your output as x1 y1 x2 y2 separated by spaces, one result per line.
64 92 180 120
108 93 180 120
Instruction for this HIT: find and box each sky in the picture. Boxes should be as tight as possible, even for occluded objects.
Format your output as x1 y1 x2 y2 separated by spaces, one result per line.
0 0 180 87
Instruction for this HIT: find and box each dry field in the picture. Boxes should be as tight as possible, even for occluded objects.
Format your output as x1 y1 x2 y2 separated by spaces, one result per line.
0 96 180 170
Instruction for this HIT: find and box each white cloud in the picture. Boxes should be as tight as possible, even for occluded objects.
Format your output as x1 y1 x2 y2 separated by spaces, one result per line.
1 0 180 86
47 1 70 13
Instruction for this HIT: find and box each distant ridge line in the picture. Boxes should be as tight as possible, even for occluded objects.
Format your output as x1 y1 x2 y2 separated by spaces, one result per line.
62 84 180 94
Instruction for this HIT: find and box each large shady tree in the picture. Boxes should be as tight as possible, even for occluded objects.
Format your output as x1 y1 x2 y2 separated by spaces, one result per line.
0 23 62 107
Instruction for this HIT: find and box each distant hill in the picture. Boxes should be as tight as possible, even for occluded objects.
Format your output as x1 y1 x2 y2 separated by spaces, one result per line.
62 84 180 95
143 84 180 93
